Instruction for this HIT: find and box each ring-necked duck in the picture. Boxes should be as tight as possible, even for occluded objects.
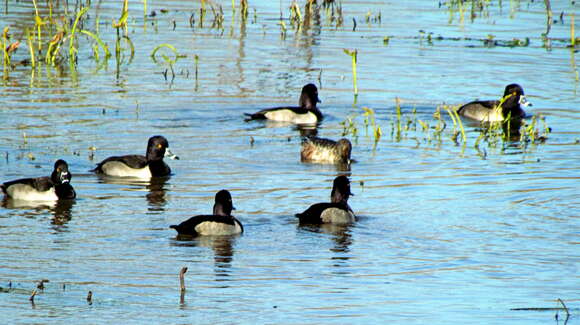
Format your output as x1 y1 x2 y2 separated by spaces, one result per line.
457 84 531 122
296 176 355 224
170 190 243 236
92 135 178 178
1 159 76 201
244 83 322 124
301 137 352 164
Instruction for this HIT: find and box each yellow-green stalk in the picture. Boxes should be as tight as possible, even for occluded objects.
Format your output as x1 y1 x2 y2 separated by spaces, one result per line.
343 49 358 95
571 13 576 47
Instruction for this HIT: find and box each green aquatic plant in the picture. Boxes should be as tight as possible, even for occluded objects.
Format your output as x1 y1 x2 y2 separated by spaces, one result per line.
279 21 287 39
69 7 89 66
25 28 36 68
340 115 358 139
151 43 183 81
443 105 466 144
290 1 302 25
80 29 111 64
31 0 47 54
394 97 402 140
1 27 19 79
571 12 577 47
343 49 358 96
362 107 382 142
240 0 249 21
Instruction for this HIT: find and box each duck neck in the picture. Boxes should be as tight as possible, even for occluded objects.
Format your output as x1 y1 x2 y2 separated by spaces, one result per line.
213 202 231 216
148 160 170 176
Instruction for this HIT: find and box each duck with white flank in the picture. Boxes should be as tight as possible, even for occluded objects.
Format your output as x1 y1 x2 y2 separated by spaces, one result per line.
296 176 355 224
245 83 322 124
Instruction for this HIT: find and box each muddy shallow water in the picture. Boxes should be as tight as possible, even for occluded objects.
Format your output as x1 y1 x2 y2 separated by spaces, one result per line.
0 0 579 323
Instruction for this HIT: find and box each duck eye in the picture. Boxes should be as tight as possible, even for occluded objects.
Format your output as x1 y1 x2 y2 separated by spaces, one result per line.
157 144 163 149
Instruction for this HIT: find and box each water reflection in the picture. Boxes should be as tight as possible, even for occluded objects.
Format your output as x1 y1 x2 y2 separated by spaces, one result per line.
2 198 75 231
174 235 238 283
49 199 75 231
96 175 170 212
299 223 353 263
145 177 169 211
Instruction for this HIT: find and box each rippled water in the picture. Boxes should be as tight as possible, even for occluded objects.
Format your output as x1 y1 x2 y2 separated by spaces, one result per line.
1 0 579 323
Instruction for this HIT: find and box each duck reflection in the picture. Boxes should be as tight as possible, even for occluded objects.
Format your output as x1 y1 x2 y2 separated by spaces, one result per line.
145 176 169 211
299 223 353 271
49 199 75 230
2 198 75 231
96 175 170 212
174 235 238 282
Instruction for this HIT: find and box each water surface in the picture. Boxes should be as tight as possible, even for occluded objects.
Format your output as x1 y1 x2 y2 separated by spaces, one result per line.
0 0 578 323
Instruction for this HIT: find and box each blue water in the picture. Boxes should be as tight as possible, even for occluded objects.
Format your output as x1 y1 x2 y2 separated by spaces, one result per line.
0 0 578 323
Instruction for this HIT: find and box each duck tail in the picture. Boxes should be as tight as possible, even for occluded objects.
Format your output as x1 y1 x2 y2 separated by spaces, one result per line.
244 112 265 121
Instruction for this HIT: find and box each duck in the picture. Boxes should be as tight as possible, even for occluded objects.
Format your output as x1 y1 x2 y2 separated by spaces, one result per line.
301 136 352 164
457 84 531 122
92 135 178 178
244 83 322 124
1 159 76 201
170 190 243 236
296 176 355 224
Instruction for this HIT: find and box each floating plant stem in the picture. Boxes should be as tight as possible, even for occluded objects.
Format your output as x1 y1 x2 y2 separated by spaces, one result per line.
2 27 8 69
25 28 35 68
571 12 576 47
151 43 181 81
362 107 382 142
113 0 129 36
543 0 552 36
143 0 147 17
395 97 402 139
69 7 90 65
279 21 287 39
450 107 466 143
290 1 302 25
29 289 37 302
343 49 358 95
194 54 199 82
80 30 111 61
32 0 46 53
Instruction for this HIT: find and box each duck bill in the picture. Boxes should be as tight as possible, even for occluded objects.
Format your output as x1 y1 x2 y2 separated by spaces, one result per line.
519 95 532 107
165 149 179 160
60 172 70 183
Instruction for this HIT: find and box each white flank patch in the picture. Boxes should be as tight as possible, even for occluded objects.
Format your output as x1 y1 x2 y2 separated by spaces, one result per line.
101 161 152 178
6 184 58 201
463 108 503 122
304 145 337 163
195 221 242 235
320 208 355 224
265 110 317 124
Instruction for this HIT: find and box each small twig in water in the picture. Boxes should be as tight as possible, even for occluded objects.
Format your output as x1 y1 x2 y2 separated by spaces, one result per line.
29 289 37 302
179 266 188 304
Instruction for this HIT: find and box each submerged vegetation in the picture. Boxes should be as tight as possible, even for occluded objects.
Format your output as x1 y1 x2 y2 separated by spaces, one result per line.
0 0 561 158
341 98 551 157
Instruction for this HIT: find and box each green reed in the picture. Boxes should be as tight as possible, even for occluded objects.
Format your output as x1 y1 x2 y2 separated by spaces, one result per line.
343 49 358 96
